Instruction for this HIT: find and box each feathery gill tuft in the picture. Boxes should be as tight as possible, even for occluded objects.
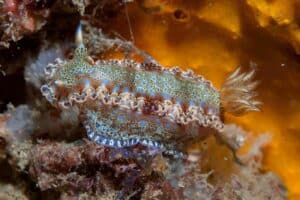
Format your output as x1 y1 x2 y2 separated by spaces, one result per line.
221 68 261 116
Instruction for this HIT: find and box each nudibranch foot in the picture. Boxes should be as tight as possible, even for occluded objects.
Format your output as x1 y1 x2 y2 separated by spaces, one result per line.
83 109 166 150
85 118 184 158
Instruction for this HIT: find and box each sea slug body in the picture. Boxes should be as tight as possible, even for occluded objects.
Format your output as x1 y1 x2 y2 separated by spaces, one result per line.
41 24 259 154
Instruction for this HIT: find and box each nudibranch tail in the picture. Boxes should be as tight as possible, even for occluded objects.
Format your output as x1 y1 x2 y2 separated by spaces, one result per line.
220 68 261 116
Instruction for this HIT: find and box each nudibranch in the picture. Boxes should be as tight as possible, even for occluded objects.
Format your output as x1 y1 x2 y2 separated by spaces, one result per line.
41 24 260 154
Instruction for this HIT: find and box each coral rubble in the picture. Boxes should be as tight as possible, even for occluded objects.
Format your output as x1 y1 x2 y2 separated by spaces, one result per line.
0 183 28 200
0 105 286 199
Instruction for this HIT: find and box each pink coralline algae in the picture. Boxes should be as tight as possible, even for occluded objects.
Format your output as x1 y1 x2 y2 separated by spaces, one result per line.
0 0 54 47
29 141 159 195
26 138 286 199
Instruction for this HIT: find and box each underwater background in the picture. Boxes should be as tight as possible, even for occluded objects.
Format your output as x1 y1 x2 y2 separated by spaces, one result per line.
0 0 299 199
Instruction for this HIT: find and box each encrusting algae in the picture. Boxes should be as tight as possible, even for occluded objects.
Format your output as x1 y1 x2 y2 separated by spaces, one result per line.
0 0 299 199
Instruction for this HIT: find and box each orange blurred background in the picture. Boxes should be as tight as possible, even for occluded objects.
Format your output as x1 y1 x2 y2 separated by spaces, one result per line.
102 0 300 199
